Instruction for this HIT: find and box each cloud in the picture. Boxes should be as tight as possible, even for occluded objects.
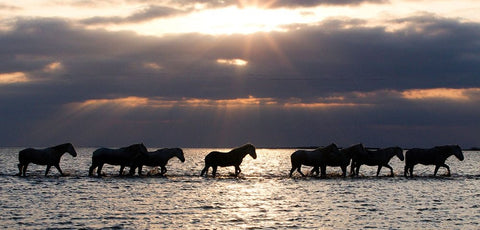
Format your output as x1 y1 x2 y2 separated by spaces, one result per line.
177 0 388 9
267 0 389 8
1 15 480 147
0 3 21 11
80 5 189 25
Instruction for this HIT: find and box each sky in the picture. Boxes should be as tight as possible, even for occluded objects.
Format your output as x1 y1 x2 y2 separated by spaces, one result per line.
0 0 479 148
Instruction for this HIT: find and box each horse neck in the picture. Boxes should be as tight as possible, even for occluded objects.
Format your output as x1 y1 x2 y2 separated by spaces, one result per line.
231 148 250 159
52 144 70 157
385 149 397 158
436 146 454 157
165 149 178 160
53 149 68 158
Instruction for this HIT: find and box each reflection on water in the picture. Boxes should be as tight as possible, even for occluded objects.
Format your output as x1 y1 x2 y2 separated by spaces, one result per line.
0 148 479 229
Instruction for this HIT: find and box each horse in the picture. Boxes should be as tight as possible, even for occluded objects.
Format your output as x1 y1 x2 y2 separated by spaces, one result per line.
200 143 257 177
17 143 77 177
135 148 185 176
404 145 464 178
88 143 148 177
312 143 367 178
289 143 340 177
350 146 404 177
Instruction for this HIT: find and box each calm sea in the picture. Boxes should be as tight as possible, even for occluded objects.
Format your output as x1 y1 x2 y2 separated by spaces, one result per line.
1 147 479 229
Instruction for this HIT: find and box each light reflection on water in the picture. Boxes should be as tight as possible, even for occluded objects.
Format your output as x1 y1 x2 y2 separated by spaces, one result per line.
0 148 479 229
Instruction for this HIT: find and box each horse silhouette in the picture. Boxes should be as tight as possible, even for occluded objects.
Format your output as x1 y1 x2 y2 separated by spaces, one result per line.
289 143 340 177
17 143 77 177
404 145 464 178
88 143 148 177
200 143 257 177
135 148 185 176
351 147 404 177
312 143 367 178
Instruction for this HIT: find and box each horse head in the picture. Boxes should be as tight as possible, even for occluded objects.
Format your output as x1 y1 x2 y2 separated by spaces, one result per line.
175 148 186 162
324 143 340 153
393 146 404 161
451 145 464 161
126 143 149 157
66 143 78 157
245 143 257 159
342 143 366 158
54 143 77 157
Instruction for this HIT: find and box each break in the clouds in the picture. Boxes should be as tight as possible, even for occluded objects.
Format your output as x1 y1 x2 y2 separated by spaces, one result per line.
1 0 480 148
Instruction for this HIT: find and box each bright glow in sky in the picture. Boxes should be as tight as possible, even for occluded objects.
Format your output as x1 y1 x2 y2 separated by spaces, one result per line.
2 0 480 36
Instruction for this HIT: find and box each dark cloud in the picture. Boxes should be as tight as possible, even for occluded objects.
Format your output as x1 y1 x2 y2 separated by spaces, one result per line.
175 0 388 9
81 5 188 25
1 15 480 147
267 0 389 8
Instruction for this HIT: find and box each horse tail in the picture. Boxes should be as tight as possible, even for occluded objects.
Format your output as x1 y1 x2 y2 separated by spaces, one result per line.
18 149 29 164
290 152 302 168
404 149 412 166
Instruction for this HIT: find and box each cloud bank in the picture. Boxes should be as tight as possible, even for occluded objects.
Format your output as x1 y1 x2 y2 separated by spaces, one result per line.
1 11 479 147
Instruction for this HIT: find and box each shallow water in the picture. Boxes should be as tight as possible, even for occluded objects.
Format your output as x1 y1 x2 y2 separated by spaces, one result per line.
1 147 479 229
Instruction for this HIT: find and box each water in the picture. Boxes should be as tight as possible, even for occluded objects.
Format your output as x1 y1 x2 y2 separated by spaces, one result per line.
1 147 479 229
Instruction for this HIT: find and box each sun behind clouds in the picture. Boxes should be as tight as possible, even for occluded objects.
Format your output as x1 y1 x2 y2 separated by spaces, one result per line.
118 5 317 36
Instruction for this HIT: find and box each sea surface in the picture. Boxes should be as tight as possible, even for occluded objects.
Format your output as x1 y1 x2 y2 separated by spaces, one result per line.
1 147 479 229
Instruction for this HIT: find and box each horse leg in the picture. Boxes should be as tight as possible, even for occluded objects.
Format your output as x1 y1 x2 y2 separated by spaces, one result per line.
384 164 394 177
341 166 347 178
350 162 356 176
22 163 29 177
436 164 451 176
444 164 451 176
201 165 209 176
297 165 306 177
234 165 241 176
320 166 327 179
54 164 64 176
355 164 361 176
45 165 51 176
376 165 382 177
97 164 104 177
289 166 296 177
212 166 218 177
128 166 136 176
309 167 316 176
89 164 96 176
17 164 23 176
160 166 167 176
409 165 414 178
137 165 143 176
118 165 126 176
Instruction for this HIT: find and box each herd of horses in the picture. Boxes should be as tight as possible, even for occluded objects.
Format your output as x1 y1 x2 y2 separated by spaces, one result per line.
15 142 465 178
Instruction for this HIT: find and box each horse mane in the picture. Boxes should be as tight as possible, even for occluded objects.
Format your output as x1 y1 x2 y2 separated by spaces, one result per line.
341 143 364 152
52 143 72 151
232 143 255 152
122 143 145 152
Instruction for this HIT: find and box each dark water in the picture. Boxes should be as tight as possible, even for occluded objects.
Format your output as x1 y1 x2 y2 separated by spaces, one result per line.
1 148 479 229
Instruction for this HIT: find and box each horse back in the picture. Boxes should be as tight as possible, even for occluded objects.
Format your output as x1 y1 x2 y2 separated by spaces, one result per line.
92 148 140 166
356 149 389 166
205 151 241 167
19 148 53 165
405 148 439 165
291 150 321 167
140 151 169 167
